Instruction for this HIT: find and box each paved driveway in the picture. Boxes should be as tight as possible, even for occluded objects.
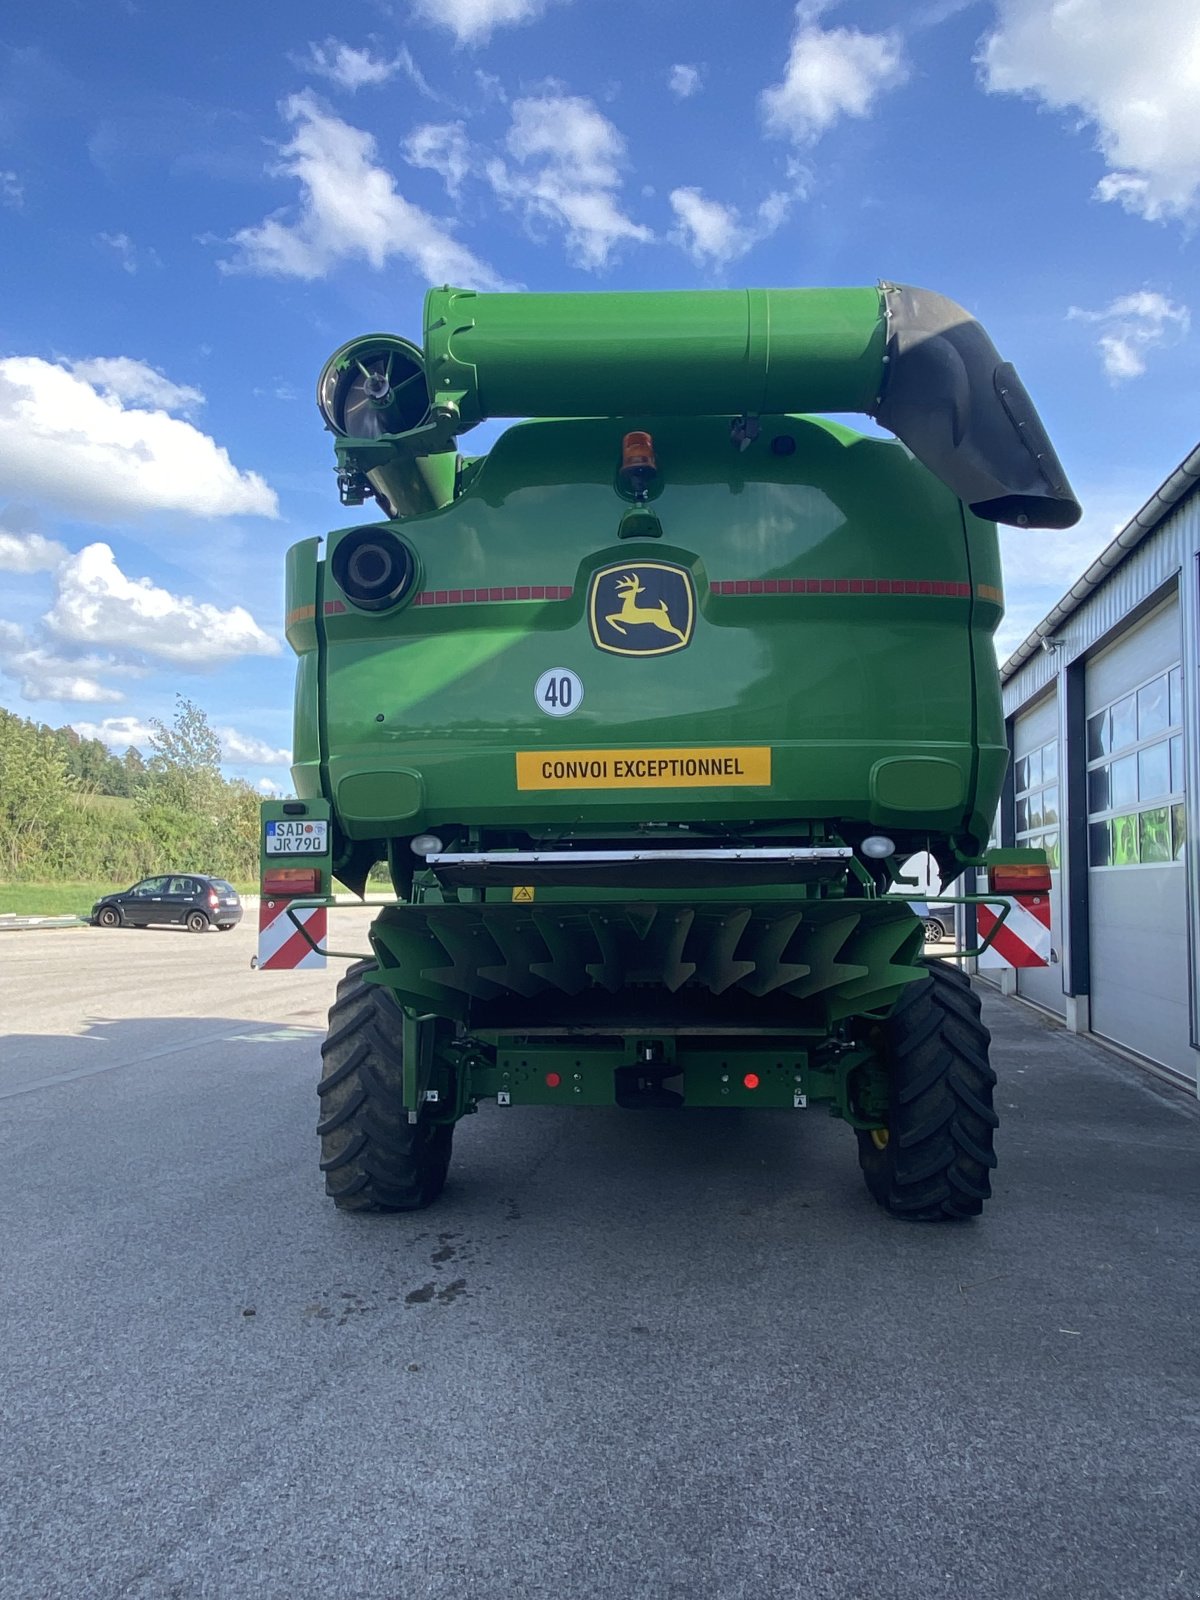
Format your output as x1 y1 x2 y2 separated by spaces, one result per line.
2 923 1197 1599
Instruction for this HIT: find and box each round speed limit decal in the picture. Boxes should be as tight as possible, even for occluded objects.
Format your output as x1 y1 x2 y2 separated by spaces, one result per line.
535 668 584 717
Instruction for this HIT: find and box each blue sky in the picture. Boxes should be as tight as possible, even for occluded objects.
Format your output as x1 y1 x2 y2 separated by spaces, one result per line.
1 0 1196 793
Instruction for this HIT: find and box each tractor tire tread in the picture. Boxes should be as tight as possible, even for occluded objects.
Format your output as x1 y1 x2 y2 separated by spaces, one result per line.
316 964 452 1212
857 959 997 1222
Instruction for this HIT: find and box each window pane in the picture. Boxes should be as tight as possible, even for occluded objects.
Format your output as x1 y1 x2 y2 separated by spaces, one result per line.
1041 741 1058 782
1014 755 1029 794
1087 710 1109 760
1110 694 1137 752
1110 753 1137 808
1137 676 1169 739
1172 734 1185 795
1042 830 1060 869
1170 665 1183 726
1027 793 1044 830
1173 802 1186 861
1089 820 1111 866
1111 813 1139 865
1088 766 1110 814
1016 796 1030 833
1026 748 1042 788
1138 742 1171 803
1139 808 1171 863
1042 785 1059 826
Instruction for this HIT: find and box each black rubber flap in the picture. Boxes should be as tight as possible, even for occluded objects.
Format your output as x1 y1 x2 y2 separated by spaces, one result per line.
874 284 1081 529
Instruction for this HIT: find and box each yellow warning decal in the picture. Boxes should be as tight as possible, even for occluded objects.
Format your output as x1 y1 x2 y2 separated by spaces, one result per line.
512 885 536 901
516 747 771 791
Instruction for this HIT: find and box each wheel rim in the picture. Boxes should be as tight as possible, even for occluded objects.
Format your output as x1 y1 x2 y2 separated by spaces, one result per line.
869 1128 889 1150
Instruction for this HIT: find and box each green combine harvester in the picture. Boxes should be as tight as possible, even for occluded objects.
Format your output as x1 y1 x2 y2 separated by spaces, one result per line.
260 282 1077 1220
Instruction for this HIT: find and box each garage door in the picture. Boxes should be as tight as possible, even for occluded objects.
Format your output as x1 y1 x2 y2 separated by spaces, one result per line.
1086 598 1194 1083
1013 689 1064 1016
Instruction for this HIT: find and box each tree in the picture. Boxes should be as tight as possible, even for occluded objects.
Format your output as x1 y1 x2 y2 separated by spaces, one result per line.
0 710 78 875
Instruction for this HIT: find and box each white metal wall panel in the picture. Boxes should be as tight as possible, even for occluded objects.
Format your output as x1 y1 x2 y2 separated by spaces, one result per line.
1085 599 1194 1081
1085 599 1180 713
1090 868 1190 1076
1013 690 1065 1014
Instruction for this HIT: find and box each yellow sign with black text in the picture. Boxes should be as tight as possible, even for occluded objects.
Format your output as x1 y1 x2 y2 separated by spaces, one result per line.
516 747 771 791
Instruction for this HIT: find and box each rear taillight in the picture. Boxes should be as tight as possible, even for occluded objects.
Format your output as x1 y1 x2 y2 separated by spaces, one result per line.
988 863 1052 894
263 867 321 896
207 890 219 907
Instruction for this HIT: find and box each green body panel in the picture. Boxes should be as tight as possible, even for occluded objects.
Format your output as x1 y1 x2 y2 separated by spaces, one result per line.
294 414 1005 857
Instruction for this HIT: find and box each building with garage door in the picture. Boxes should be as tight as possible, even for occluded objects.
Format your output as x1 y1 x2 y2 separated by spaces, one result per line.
991 442 1200 1097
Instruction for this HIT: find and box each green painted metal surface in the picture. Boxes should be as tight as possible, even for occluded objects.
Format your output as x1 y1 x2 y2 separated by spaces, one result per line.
423 285 887 425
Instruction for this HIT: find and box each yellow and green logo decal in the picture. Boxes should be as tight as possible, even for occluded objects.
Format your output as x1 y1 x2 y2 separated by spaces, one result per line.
588 562 695 656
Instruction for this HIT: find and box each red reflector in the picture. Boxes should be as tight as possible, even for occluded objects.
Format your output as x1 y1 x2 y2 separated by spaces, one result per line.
262 867 320 896
989 865 1052 893
545 1072 562 1089
743 1073 760 1090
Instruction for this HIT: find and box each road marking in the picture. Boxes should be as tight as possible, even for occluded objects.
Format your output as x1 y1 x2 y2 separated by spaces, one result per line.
0 1025 323 1101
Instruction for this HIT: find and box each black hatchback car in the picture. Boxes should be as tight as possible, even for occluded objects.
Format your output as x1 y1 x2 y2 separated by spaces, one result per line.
91 874 243 933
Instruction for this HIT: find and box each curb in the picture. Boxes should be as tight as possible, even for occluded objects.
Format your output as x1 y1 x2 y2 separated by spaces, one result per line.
0 914 85 932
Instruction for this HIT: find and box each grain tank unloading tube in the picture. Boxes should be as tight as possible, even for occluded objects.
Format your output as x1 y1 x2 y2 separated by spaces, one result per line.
261 281 1078 1220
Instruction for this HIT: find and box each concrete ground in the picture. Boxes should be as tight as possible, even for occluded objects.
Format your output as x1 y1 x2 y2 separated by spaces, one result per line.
1 920 1197 1600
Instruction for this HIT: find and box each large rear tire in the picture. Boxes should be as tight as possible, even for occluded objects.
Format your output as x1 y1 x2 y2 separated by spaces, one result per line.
317 960 453 1212
857 959 997 1221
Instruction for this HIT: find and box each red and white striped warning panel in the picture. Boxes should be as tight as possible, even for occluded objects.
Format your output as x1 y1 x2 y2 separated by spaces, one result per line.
977 893 1052 969
257 897 327 970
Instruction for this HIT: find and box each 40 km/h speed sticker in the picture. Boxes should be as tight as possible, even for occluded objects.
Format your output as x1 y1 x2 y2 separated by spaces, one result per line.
534 668 584 718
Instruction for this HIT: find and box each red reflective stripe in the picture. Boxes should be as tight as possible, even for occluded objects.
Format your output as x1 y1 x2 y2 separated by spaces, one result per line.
262 921 320 970
339 588 574 610
711 578 974 597
978 906 1043 968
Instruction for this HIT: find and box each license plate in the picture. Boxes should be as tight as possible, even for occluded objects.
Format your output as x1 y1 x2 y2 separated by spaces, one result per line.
265 819 328 854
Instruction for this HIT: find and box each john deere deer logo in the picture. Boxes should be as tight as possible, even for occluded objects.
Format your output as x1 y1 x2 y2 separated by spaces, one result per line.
588 562 695 656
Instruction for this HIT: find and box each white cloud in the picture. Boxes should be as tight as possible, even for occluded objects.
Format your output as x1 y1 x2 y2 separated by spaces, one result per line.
411 0 562 45
72 715 156 750
1067 291 1190 381
258 776 286 795
1 170 22 208
219 726 291 766
0 527 67 573
486 94 651 270
45 543 281 667
668 64 703 99
95 232 160 275
66 356 204 414
669 186 793 267
223 92 507 288
0 356 277 522
97 231 138 274
299 38 435 95
404 121 471 198
978 0 1200 222
0 620 126 705
761 6 908 143
301 39 401 90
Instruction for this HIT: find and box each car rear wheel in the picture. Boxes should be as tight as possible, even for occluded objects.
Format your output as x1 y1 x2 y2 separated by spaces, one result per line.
217 923 236 932
186 910 210 933
924 916 947 942
97 906 121 929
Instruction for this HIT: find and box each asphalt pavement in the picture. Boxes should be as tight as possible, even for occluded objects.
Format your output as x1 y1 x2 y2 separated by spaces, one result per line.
1 920 1198 1600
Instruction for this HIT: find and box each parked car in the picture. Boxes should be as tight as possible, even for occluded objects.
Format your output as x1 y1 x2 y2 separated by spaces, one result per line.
91 875 243 933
